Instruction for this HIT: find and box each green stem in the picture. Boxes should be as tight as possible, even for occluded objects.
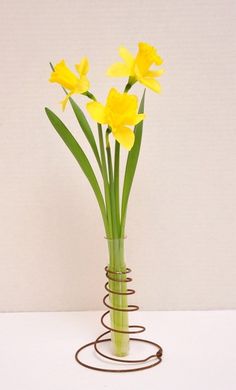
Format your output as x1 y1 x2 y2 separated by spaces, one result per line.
124 77 136 93
82 91 96 101
120 210 127 239
106 131 118 238
106 132 129 356
112 81 135 236
124 83 132 93
97 124 113 238
107 238 129 357
114 142 120 235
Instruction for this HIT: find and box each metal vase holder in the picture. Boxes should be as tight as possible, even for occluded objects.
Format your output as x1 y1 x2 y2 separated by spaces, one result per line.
75 266 163 373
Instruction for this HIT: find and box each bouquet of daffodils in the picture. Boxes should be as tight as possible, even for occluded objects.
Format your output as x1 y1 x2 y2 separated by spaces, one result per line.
45 42 164 357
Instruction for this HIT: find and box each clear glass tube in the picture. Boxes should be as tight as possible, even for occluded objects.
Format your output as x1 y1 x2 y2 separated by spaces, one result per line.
105 237 130 357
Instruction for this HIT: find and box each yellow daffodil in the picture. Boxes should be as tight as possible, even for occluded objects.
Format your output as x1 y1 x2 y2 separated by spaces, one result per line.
86 88 145 150
107 42 164 93
49 58 90 110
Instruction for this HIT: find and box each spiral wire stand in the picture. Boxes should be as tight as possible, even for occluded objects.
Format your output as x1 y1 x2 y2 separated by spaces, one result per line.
75 266 163 372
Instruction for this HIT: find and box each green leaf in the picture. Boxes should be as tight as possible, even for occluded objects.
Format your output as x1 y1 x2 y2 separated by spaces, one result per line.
45 107 108 233
69 97 102 171
120 89 146 234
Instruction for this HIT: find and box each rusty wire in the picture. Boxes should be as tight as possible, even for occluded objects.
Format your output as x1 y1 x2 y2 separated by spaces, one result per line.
75 266 163 372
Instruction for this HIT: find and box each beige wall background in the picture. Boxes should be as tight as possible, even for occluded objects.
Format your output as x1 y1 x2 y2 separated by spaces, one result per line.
0 0 235 312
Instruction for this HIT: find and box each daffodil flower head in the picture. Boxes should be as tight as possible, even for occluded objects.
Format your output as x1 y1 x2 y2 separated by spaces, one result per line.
86 88 145 150
49 58 90 110
107 42 164 93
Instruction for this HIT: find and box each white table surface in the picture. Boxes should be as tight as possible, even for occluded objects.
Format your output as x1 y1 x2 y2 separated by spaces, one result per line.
0 310 235 389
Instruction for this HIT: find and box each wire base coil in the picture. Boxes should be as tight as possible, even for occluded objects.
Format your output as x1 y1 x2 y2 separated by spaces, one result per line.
75 266 163 373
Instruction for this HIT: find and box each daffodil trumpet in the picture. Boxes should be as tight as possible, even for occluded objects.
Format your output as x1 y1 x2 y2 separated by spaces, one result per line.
45 42 164 357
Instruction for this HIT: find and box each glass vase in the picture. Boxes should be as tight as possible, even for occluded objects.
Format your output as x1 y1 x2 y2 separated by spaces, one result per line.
106 237 130 357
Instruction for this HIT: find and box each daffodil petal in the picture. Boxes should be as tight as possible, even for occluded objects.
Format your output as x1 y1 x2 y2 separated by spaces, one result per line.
138 42 163 65
123 112 145 126
119 46 134 67
112 126 135 150
76 75 90 93
154 53 163 66
146 69 165 78
86 101 107 124
107 62 130 77
134 113 145 125
49 60 79 90
75 57 89 76
49 60 67 82
139 77 162 93
60 92 73 111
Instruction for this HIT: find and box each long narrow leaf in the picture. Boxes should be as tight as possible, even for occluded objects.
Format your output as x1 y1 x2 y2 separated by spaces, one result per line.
121 89 146 232
69 97 102 171
45 107 108 233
